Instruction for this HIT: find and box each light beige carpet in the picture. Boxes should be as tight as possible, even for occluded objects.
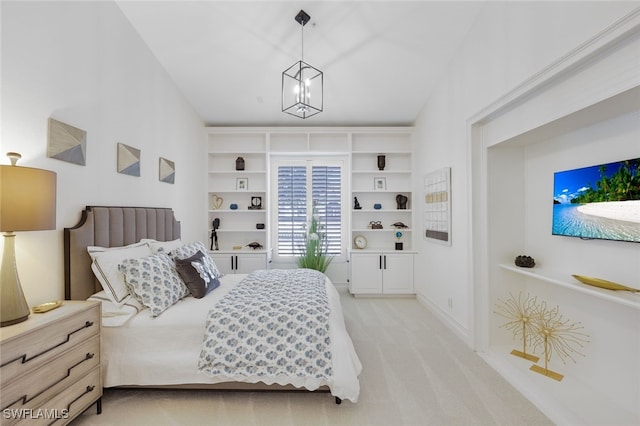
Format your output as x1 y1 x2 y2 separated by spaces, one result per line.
72 289 552 426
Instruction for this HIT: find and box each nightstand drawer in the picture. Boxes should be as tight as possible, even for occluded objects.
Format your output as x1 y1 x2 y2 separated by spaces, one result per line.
0 304 99 385
15 367 101 426
1 335 100 415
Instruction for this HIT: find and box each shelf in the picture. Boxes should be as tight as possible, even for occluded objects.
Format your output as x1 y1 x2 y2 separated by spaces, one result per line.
351 150 411 155
353 209 412 213
209 249 270 254
352 190 411 194
350 249 417 254
499 264 640 310
208 170 266 175
208 209 265 213
207 190 266 194
352 170 411 175
352 228 413 232
211 229 266 233
482 347 639 426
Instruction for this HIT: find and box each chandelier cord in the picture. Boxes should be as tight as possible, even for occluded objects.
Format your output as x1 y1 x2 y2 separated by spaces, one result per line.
300 21 304 63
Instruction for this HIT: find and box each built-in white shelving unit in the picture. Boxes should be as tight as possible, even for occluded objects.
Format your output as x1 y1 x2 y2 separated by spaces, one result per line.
206 127 416 292
349 131 415 295
206 132 269 268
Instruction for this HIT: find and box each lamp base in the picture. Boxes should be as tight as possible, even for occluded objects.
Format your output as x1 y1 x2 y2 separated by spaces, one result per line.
1 232 30 327
1 313 29 327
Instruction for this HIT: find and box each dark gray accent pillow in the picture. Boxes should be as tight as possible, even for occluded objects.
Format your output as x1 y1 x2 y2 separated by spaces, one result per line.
174 250 220 298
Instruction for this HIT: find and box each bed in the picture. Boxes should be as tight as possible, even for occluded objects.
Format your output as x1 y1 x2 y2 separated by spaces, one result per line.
64 206 361 404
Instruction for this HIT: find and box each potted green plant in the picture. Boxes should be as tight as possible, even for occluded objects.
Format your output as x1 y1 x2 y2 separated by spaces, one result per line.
297 202 333 273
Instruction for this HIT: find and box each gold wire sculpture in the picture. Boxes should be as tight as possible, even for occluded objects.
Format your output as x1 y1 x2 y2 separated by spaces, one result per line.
528 301 589 381
494 293 540 362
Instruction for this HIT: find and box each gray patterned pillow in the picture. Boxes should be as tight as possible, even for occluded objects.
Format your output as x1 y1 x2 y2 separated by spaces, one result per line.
170 241 222 278
175 251 220 299
118 253 189 317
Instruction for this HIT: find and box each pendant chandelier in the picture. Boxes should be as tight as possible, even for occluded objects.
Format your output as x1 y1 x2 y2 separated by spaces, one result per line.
282 10 323 119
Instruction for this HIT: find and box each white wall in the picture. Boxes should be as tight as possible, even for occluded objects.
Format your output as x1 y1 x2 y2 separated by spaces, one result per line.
0 1 205 305
412 2 639 344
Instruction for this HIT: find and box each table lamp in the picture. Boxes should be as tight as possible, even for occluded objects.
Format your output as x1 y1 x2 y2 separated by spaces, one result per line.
0 152 57 327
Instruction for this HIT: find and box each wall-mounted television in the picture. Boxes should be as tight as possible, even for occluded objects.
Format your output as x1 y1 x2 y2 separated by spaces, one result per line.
552 158 640 243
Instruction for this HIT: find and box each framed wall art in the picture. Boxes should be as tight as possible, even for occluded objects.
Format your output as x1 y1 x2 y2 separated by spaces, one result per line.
117 143 140 177
159 157 175 184
47 118 87 165
423 167 451 245
374 177 386 191
236 177 248 191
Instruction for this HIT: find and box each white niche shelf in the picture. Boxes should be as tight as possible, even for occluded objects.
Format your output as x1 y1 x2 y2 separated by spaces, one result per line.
499 264 640 310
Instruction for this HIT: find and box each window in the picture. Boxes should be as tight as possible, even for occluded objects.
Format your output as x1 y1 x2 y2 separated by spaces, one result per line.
272 157 346 262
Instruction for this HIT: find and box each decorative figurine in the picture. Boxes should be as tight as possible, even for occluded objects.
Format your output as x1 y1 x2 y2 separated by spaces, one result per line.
353 197 362 210
235 156 245 171
246 242 263 250
396 194 408 210
249 196 262 210
528 301 588 381
210 218 220 250
494 292 540 362
395 230 404 250
391 222 408 228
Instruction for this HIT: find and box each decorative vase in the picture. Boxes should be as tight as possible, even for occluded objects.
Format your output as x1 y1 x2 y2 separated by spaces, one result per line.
396 194 408 210
377 154 386 171
235 156 245 171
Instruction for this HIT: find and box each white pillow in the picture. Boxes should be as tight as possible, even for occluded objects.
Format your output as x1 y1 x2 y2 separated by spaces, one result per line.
140 238 183 254
88 241 152 306
87 291 144 327
118 254 189 317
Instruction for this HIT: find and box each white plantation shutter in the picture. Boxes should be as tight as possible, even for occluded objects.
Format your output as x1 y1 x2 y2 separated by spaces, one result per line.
275 159 344 258
311 166 341 255
277 165 307 256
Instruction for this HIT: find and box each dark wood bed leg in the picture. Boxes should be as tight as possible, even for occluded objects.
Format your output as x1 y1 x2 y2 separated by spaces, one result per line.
97 397 102 414
335 397 342 405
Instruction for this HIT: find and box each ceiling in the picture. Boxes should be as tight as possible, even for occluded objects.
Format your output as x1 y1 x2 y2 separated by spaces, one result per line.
116 1 486 127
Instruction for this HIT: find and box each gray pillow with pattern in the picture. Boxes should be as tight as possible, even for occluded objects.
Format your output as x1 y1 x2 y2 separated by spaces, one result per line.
170 241 222 278
118 253 189 317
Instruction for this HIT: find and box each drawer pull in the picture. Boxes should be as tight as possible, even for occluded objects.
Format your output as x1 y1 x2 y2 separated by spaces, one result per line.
1 352 96 411
1 321 94 368
46 385 97 426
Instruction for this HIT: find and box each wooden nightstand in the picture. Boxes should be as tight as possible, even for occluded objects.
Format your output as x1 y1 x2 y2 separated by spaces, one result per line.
0 301 102 425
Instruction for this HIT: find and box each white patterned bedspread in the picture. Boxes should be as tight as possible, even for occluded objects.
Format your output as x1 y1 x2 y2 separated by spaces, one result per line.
198 269 339 394
97 273 361 402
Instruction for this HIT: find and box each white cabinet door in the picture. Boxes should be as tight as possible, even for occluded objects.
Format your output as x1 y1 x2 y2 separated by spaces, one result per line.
209 251 270 275
235 252 269 274
382 253 414 294
349 252 414 295
209 252 235 275
349 253 383 294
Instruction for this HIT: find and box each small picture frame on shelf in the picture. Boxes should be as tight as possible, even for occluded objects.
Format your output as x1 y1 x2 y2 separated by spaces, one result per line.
236 177 248 191
374 177 386 191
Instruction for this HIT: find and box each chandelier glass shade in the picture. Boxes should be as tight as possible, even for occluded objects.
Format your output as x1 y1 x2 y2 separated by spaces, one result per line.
282 10 323 119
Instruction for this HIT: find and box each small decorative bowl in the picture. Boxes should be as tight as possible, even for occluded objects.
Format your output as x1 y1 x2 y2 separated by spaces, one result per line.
230 204 238 210
374 203 382 210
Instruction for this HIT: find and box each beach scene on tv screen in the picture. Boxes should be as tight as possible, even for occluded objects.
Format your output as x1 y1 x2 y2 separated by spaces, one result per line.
552 158 640 242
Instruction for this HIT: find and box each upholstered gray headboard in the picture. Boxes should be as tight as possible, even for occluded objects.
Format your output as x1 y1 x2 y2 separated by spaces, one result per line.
64 206 181 300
